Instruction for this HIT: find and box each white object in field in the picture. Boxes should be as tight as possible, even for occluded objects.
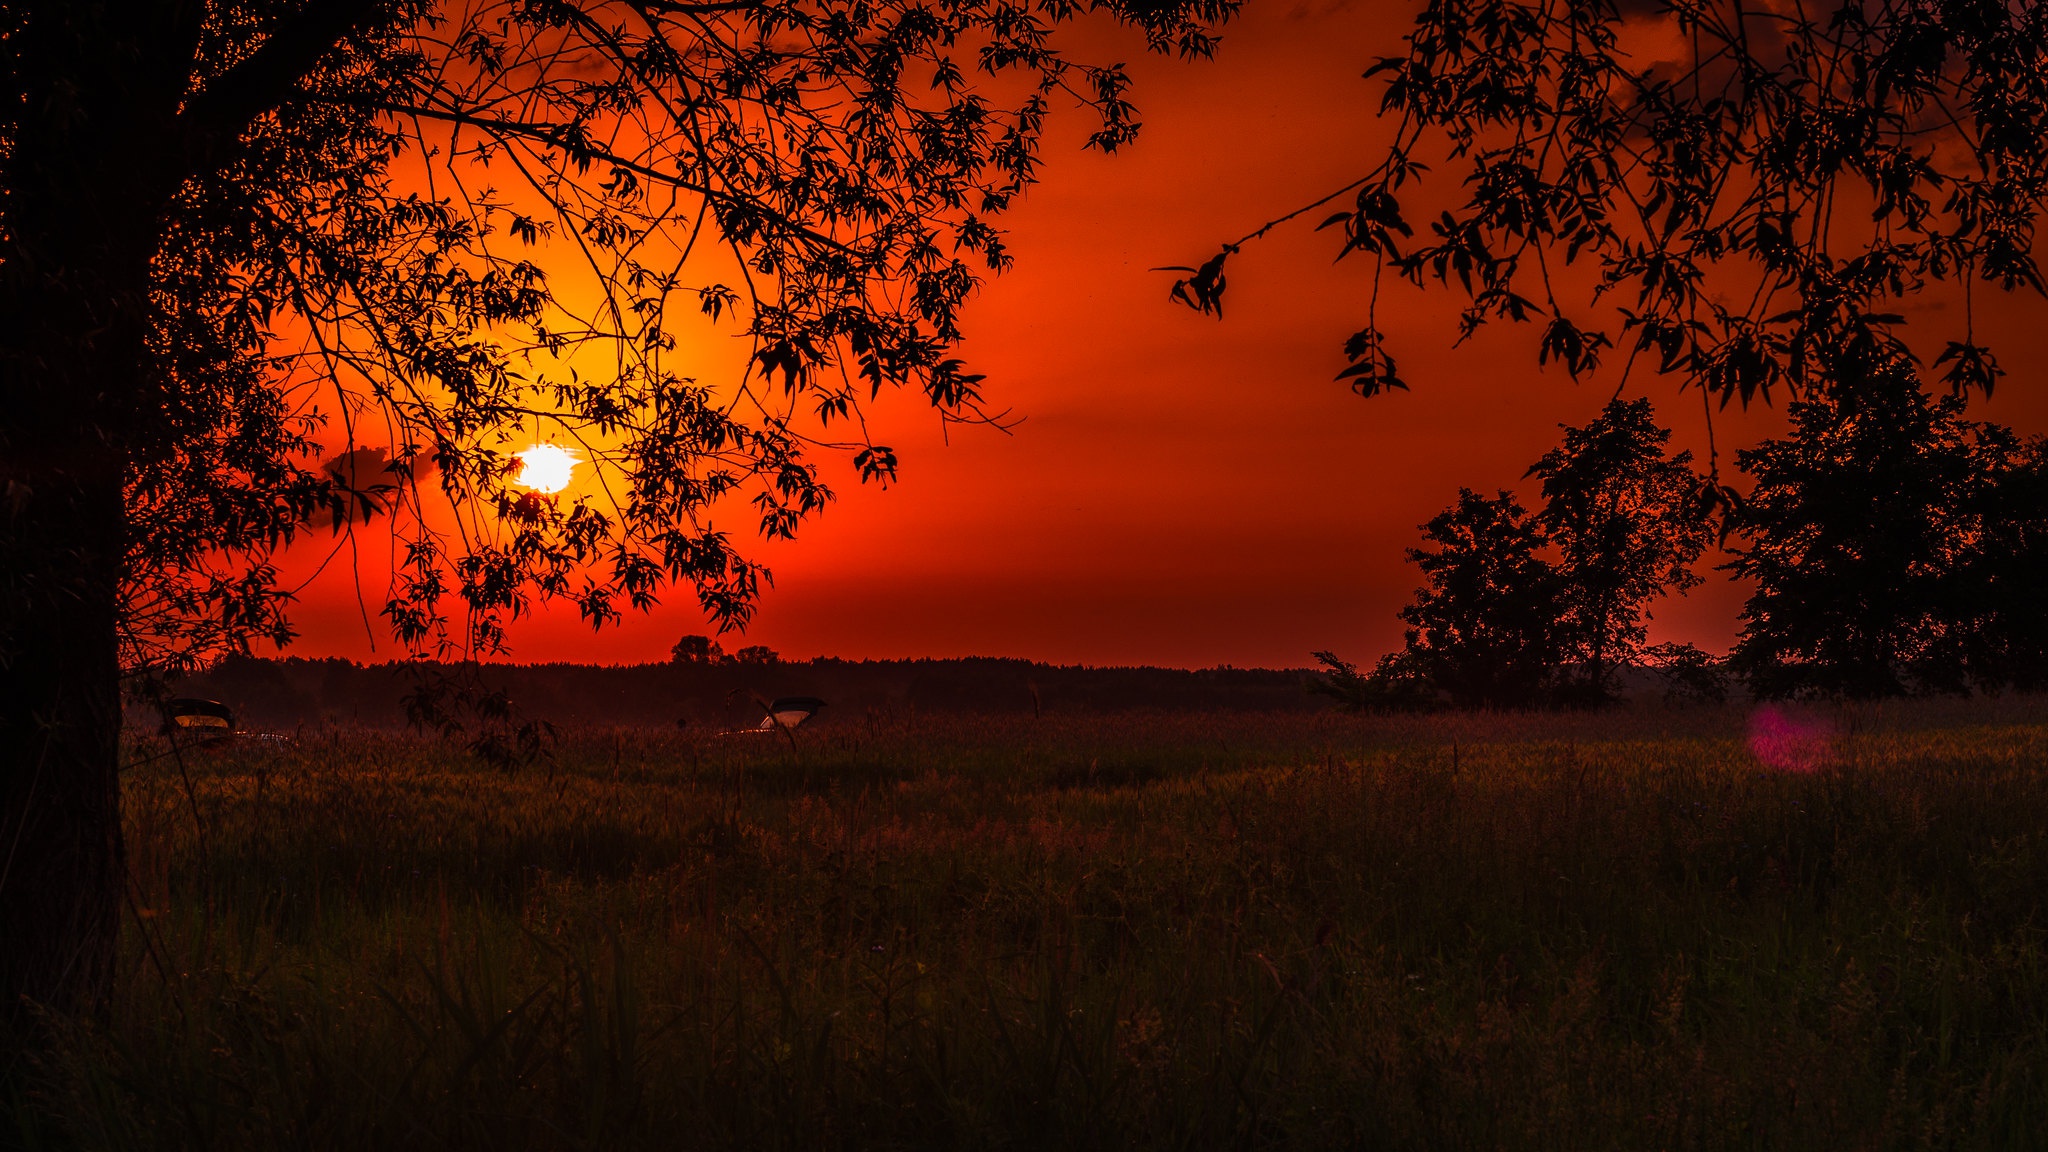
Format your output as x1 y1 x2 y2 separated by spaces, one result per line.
162 697 235 736
756 696 825 730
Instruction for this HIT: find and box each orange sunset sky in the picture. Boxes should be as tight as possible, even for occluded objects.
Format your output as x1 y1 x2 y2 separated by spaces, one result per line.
271 0 2048 670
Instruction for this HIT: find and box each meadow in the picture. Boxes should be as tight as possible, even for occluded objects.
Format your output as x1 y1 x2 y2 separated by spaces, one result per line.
12 698 2048 1150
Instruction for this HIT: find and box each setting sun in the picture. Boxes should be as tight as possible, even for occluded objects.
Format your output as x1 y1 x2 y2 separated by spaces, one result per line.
513 443 578 494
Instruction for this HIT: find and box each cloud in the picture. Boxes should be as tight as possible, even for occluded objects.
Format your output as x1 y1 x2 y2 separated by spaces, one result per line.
309 446 436 527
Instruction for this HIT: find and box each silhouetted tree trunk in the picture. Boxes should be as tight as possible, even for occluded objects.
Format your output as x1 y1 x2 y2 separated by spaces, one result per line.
0 2 180 1023
0 0 391 1025
1 0 1212 1021
0 446 129 1023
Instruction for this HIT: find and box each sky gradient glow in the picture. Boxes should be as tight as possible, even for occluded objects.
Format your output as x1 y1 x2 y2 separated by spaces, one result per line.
271 0 2048 670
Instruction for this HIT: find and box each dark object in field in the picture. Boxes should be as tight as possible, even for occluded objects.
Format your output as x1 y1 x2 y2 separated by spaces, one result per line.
756 696 825 731
160 697 234 740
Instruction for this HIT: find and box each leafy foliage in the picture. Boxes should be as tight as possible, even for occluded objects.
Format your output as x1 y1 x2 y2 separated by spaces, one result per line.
7 0 1238 676
1306 649 1433 713
1640 640 1729 705
1393 488 1563 709
1528 398 1713 703
70 1 441 675
1173 0 2048 419
1340 402 1709 711
1729 372 2048 699
670 634 725 665
1167 0 2048 707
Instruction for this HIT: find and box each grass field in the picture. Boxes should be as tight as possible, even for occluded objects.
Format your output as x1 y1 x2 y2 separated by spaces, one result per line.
12 699 2048 1150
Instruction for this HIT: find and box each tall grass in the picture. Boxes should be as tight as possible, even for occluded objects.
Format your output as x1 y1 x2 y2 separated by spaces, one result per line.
12 700 2048 1149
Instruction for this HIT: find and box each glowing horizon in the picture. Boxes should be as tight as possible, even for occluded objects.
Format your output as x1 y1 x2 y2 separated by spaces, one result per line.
263 3 2048 671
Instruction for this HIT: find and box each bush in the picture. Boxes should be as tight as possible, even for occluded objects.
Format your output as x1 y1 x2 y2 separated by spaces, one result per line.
670 634 727 664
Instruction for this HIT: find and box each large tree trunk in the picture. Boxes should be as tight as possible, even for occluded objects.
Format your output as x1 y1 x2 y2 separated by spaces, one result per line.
0 1 183 1027
0 458 128 1022
0 227 146 1029
0 0 364 1025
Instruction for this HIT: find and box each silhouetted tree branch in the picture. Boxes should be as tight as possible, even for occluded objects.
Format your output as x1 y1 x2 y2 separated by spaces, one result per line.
1171 0 2048 425
0 0 1235 1020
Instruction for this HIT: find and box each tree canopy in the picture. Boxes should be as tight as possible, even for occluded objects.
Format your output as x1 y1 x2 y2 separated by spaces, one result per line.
1171 0 2048 445
1321 399 1708 711
1730 372 2048 698
1184 0 2048 707
1528 397 1711 702
0 0 1232 1014
1394 486 1564 708
82 0 1237 674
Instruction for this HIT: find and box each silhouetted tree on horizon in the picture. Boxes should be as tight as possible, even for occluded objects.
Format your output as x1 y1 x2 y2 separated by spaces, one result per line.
671 635 726 666
1388 488 1563 709
1731 370 2048 699
1327 381 2045 709
1322 401 1711 711
1529 398 1713 704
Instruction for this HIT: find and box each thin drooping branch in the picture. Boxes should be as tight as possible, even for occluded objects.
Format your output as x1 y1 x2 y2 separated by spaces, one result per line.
1168 0 2047 415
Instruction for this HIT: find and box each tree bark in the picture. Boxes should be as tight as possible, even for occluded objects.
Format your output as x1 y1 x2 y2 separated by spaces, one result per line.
0 0 185 1027
0 0 365 1026
0 458 127 1024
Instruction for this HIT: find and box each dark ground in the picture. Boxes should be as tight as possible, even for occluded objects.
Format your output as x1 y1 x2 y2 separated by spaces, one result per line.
164 654 1327 731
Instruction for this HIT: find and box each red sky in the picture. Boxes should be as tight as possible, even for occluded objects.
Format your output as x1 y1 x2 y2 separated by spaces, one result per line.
272 0 2048 670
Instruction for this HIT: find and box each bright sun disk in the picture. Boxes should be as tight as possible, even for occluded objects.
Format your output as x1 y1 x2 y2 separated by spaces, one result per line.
513 443 578 494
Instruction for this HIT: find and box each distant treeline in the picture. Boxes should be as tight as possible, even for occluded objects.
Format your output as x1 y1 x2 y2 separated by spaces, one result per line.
1317 395 2048 712
169 655 1324 730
